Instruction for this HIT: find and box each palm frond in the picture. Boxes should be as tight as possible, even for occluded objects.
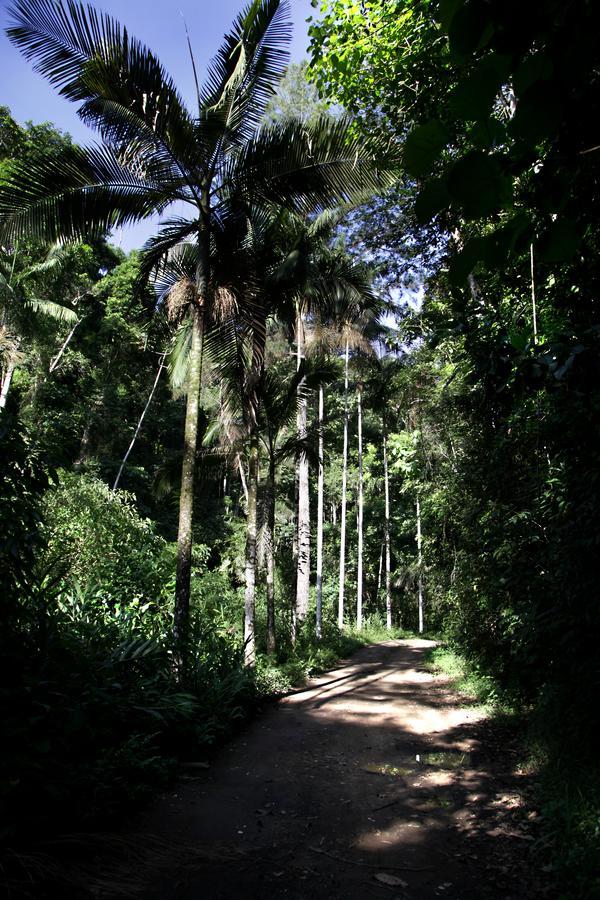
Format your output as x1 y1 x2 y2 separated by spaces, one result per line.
0 143 177 243
200 0 291 145
24 297 78 323
225 114 400 214
6 0 197 167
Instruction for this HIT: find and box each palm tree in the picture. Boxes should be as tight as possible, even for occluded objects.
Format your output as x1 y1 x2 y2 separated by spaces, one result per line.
0 243 80 409
0 0 397 666
364 355 402 630
258 357 333 652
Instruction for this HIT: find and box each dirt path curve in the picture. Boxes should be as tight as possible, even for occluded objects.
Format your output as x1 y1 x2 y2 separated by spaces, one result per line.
138 639 547 900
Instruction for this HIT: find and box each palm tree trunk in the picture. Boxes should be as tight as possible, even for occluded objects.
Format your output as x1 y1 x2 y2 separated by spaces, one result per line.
356 381 364 630
416 493 424 634
0 354 17 410
265 454 276 654
338 338 350 629
383 423 392 630
173 305 204 669
244 429 259 666
244 308 266 665
112 352 166 491
316 383 324 639
296 308 310 624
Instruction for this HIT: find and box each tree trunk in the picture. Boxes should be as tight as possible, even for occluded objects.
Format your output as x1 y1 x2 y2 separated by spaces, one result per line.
112 352 166 491
338 339 350 629
0 354 17 410
295 308 310 624
356 381 364 630
243 307 266 665
244 430 259 666
173 305 204 670
316 383 324 639
49 318 81 374
265 455 276 654
416 493 424 634
383 423 392 630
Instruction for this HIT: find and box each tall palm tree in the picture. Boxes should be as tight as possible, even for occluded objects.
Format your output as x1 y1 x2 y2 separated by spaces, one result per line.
364 355 402 630
273 211 378 631
257 357 334 652
0 0 397 666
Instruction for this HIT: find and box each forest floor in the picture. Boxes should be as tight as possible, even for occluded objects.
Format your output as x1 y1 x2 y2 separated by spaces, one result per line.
115 639 553 900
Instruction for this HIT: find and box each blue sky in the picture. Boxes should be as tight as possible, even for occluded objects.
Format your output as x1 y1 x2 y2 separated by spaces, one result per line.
0 0 316 249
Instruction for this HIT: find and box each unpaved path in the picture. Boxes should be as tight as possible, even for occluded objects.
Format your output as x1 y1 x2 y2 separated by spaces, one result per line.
136 639 549 900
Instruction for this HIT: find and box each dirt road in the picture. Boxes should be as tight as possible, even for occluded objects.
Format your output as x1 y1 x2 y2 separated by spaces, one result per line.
137 639 548 900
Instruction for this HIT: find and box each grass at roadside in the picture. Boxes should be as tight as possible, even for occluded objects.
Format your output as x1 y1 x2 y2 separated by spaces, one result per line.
423 642 513 712
423 641 600 900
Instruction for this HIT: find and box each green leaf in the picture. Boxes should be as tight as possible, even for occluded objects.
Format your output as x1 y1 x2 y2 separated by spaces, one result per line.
449 54 511 122
437 0 464 31
414 177 451 223
538 220 580 263
469 117 507 150
449 237 485 284
510 84 561 146
513 53 554 95
403 120 450 177
447 151 512 218
448 3 494 58
508 329 529 351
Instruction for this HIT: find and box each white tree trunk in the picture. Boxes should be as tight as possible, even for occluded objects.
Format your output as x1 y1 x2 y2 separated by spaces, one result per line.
416 494 424 634
356 382 364 630
244 434 259 666
316 383 324 639
49 318 81 374
112 353 166 491
383 425 392 630
530 243 538 345
338 339 350 629
0 355 17 410
296 308 310 623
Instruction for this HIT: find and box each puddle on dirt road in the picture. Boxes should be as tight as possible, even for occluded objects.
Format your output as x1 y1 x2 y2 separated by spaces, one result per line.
362 763 415 777
415 751 470 769
363 751 471 778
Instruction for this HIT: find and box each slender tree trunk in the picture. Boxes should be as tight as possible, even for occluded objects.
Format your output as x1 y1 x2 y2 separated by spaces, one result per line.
376 541 383 597
316 383 324 639
265 455 276 655
383 424 392 630
296 308 310 623
416 493 424 634
49 318 81 373
243 308 266 665
356 381 364 630
244 430 259 666
173 305 204 669
338 339 350 628
0 354 17 410
530 243 538 345
112 353 166 491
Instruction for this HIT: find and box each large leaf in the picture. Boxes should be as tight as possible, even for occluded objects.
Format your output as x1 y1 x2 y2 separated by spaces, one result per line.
448 1 494 58
414 177 451 223
403 120 450 177
538 219 580 263
447 151 512 218
449 54 511 122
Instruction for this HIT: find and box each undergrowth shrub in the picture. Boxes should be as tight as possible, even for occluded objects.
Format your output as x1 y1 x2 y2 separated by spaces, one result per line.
42 471 171 601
